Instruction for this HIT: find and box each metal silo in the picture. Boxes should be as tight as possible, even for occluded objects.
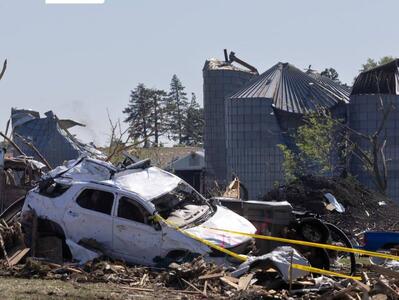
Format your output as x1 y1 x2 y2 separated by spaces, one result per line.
349 59 399 202
226 63 350 199
203 57 256 186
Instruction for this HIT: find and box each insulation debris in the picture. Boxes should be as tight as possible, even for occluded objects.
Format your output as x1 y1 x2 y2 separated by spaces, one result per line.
231 246 309 281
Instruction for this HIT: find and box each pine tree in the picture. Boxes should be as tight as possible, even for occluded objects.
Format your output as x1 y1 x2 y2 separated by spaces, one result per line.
148 88 168 147
182 93 204 145
166 75 189 145
123 83 152 148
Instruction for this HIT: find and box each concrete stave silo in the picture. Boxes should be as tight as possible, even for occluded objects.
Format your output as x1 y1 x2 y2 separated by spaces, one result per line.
349 59 399 202
203 59 256 187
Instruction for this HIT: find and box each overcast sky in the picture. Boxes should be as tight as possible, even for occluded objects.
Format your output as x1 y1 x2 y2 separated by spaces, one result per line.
0 0 398 145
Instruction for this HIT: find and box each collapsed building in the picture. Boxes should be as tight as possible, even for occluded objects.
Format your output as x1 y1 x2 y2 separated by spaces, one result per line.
0 151 45 212
10 108 105 168
204 51 399 201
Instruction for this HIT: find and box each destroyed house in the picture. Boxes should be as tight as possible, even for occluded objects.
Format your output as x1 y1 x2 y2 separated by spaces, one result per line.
203 54 350 199
11 109 105 168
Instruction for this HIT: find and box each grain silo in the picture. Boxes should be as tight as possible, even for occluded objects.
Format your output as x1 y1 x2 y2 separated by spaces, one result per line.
349 59 399 202
226 62 350 199
203 54 257 186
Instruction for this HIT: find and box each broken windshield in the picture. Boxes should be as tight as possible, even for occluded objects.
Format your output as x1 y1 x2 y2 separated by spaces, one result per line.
151 182 213 228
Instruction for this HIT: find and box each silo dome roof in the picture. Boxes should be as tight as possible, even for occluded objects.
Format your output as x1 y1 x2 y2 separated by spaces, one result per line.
229 62 350 114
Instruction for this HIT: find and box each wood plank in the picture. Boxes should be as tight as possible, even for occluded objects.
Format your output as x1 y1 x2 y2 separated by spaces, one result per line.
238 273 254 291
350 279 371 293
8 247 30 266
220 276 239 290
198 272 224 280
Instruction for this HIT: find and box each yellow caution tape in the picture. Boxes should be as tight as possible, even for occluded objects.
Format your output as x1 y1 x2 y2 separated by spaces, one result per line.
153 214 361 280
292 264 361 280
201 226 399 261
153 214 247 262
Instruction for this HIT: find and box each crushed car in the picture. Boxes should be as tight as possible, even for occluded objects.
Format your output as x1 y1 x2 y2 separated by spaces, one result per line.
20 156 257 266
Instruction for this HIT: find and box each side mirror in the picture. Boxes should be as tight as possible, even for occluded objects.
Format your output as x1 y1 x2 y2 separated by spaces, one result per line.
153 222 162 231
149 215 162 231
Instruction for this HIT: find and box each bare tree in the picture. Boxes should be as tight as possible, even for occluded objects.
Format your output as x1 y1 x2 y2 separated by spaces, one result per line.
317 76 394 194
344 95 393 194
0 60 6 81
105 110 155 162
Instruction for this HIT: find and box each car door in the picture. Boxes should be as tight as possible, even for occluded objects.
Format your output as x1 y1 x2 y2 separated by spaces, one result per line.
112 195 162 265
63 187 115 254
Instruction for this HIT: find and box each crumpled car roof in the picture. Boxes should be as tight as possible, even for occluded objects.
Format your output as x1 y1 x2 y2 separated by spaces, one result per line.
107 167 182 201
50 157 182 201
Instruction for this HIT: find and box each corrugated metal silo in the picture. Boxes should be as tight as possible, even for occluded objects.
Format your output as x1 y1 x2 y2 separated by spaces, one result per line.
226 62 350 199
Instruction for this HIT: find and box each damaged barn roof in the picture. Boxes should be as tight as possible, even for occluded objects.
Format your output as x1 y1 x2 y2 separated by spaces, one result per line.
351 58 399 95
11 108 106 168
230 62 350 114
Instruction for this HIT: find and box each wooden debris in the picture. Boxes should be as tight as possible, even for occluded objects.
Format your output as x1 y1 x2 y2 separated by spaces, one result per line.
180 278 202 294
198 272 224 280
375 278 399 300
0 232 9 266
368 264 399 281
31 210 38 258
203 280 208 297
220 276 239 290
371 294 388 300
139 273 148 286
361 272 371 286
8 247 30 266
350 279 371 293
238 273 254 291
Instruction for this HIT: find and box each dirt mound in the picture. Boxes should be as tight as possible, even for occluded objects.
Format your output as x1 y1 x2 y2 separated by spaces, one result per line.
263 175 399 236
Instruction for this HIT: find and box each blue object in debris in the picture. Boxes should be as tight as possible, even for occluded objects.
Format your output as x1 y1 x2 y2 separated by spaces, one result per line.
359 231 399 251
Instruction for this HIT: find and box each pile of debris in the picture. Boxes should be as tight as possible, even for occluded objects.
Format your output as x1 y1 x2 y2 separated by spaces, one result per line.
1 212 399 298
264 175 399 236
1 253 399 299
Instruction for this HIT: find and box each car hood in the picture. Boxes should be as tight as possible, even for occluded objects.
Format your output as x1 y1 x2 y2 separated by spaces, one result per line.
185 205 256 248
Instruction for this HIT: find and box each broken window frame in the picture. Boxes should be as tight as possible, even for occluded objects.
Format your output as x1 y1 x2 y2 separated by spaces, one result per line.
75 188 115 216
116 196 151 225
151 182 214 228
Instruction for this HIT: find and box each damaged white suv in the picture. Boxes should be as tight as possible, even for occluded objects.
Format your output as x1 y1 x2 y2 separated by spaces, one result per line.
21 157 256 266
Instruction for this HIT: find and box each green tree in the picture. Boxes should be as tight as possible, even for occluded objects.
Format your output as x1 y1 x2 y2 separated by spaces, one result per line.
182 93 204 145
148 88 168 147
361 56 396 72
123 83 153 148
320 68 339 82
166 75 189 144
278 112 338 182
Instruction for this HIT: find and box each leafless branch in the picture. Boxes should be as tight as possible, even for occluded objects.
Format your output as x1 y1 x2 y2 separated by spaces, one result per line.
0 60 7 81
0 131 25 156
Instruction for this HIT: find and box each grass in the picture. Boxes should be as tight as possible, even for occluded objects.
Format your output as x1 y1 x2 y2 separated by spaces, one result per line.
0 277 165 300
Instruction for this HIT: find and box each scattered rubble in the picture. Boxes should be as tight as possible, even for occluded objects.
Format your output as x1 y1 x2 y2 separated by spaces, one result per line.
1 212 399 299
264 175 399 237
0 152 45 212
0 249 399 299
